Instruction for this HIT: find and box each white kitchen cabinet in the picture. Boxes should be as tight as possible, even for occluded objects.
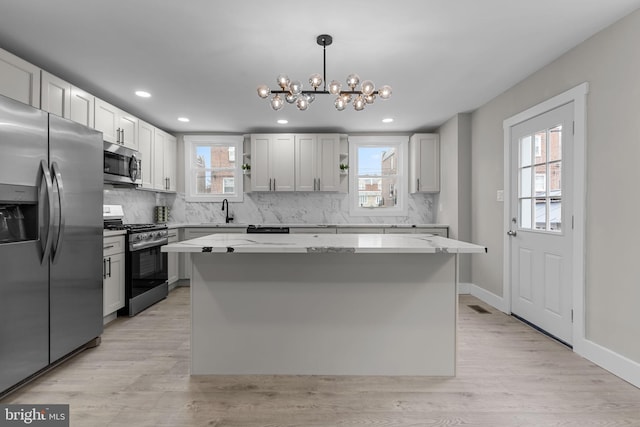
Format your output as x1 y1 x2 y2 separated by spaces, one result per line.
167 229 179 286
152 128 177 192
103 235 125 317
41 71 95 128
289 227 337 234
164 133 177 192
336 227 385 234
0 48 41 108
138 120 154 189
409 133 440 193
95 97 138 149
250 134 295 191
70 86 95 128
384 226 448 237
295 134 341 192
40 71 71 119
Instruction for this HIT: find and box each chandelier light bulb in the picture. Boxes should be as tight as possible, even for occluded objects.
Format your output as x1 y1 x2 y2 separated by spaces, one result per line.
353 95 366 111
289 80 303 95
296 96 309 111
277 74 290 90
328 80 342 95
335 97 347 111
346 73 360 90
305 94 315 104
365 94 376 104
309 73 323 89
270 94 284 110
257 85 270 99
341 93 352 104
285 93 298 104
361 80 375 96
378 85 392 100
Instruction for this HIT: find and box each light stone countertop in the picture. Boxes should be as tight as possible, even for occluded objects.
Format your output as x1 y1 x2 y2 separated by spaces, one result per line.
166 223 449 229
161 233 485 254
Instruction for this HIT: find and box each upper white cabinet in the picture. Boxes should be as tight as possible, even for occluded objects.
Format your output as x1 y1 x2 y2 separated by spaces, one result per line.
295 134 341 192
40 71 71 118
41 71 95 128
152 128 177 192
95 97 138 149
409 133 440 193
0 48 41 108
138 120 154 189
251 134 295 192
70 86 95 128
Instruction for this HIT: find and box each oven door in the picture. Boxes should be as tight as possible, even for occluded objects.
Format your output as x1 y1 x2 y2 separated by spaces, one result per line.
129 245 167 299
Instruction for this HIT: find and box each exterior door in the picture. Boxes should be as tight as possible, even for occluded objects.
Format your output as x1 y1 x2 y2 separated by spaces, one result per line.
509 102 574 345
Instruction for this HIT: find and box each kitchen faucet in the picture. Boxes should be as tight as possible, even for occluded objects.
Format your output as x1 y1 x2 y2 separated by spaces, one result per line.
221 198 233 224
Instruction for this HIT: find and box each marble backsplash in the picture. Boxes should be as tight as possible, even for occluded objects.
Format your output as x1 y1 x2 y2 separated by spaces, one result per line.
104 187 438 225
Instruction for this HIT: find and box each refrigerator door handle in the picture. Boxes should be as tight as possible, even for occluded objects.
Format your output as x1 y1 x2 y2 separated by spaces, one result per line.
51 162 66 264
39 160 55 264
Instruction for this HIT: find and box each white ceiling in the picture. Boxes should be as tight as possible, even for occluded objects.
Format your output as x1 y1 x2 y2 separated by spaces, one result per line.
1 1 639 134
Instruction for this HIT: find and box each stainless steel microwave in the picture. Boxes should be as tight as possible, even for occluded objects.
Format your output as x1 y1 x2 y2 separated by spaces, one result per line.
104 141 142 186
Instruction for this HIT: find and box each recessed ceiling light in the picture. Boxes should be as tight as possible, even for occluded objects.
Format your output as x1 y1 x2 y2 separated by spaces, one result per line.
382 118 394 123
277 119 288 124
135 90 151 98
178 117 190 122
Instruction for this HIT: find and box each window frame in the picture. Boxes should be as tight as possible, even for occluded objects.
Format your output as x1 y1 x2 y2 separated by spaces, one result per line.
184 135 244 202
348 136 408 217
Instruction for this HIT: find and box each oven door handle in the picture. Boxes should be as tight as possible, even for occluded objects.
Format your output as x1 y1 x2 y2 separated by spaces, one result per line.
129 239 169 252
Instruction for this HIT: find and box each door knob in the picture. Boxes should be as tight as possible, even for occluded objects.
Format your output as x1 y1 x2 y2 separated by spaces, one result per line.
507 230 517 236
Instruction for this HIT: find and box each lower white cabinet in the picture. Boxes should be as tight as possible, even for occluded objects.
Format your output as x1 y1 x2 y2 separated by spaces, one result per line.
167 229 179 286
384 227 449 237
336 227 385 234
103 235 125 317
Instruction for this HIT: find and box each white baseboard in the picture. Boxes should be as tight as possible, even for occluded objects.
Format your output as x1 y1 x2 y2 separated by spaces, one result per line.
576 337 640 389
468 283 509 313
458 282 471 294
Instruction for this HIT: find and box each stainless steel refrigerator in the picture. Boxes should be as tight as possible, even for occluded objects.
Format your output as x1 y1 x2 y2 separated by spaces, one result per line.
0 94 103 394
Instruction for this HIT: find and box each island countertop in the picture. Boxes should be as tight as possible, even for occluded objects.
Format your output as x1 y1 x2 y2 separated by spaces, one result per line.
161 233 486 254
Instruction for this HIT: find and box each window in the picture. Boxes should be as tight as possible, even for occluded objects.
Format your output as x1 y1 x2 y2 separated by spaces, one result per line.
184 135 244 202
517 125 562 232
348 136 408 216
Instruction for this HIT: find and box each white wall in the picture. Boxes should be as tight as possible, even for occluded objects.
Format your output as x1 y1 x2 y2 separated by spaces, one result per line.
438 114 472 283
471 9 640 363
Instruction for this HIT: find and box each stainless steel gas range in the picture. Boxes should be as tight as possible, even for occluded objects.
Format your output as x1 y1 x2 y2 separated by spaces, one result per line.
104 205 168 316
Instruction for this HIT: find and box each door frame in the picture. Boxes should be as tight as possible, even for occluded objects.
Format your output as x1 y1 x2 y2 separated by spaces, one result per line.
502 82 588 353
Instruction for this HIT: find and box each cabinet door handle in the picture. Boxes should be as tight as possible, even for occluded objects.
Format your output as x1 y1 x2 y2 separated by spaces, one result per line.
108 257 112 278
273 179 276 191
417 178 420 191
121 129 125 143
317 178 320 191
269 178 272 191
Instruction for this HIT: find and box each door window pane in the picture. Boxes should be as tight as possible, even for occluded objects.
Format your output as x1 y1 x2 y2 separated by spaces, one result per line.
549 161 561 195
535 198 547 230
549 125 562 162
520 167 532 198
520 199 532 229
520 136 532 167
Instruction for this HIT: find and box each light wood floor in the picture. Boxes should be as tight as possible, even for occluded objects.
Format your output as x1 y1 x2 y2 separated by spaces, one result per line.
3 287 640 426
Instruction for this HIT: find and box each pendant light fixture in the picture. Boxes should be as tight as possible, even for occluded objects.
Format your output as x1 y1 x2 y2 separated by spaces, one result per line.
257 34 392 112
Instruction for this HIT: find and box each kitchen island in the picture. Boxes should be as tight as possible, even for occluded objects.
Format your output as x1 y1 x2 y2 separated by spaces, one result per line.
162 233 485 376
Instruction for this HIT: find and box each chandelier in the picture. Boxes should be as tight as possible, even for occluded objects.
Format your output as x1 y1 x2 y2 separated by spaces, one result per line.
257 34 392 112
